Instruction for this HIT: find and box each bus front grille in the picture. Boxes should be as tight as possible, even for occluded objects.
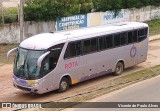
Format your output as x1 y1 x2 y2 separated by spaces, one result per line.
16 85 31 92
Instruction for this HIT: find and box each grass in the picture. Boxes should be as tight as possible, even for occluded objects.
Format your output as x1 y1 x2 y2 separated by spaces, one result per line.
0 44 18 65
147 19 160 36
41 65 160 110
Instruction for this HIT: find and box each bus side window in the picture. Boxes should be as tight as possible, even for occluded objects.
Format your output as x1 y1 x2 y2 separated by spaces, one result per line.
133 30 138 42
99 36 106 50
138 28 148 42
75 41 82 56
114 34 121 47
138 29 144 42
128 31 133 44
106 35 113 48
65 41 82 59
120 32 127 46
144 27 148 35
91 38 98 52
65 43 76 58
83 39 91 54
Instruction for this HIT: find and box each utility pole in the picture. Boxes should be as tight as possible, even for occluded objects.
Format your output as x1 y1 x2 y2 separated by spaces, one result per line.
20 0 24 42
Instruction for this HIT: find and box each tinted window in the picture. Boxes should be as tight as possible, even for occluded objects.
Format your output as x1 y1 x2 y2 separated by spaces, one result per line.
138 29 144 37
99 37 106 50
91 38 98 52
138 28 148 42
75 41 82 55
65 41 82 58
120 32 127 45
42 43 64 75
83 38 98 54
114 34 121 47
42 52 57 75
106 35 113 48
83 39 91 54
128 31 133 44
133 30 138 42
144 28 148 35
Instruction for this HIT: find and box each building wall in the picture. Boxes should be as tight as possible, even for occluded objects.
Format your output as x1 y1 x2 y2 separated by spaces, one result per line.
0 6 160 44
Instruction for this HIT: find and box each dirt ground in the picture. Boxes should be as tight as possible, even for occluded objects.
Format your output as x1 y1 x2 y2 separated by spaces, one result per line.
0 39 160 103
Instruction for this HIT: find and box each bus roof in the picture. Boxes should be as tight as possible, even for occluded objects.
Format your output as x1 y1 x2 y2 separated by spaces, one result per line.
20 22 148 50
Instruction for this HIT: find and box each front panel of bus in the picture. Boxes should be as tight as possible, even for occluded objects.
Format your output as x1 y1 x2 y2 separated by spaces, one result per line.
13 43 64 94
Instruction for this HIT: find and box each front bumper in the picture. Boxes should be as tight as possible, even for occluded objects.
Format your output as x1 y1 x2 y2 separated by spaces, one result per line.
13 76 42 94
13 82 40 94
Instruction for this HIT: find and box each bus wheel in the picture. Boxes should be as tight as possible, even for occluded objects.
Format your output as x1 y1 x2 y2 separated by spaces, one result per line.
114 62 124 76
58 77 69 93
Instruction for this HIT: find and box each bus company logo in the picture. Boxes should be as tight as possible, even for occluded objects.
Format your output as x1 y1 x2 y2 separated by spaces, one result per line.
65 61 78 69
130 46 137 58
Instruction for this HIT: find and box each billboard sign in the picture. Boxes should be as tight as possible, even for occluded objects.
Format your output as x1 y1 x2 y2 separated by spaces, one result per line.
56 14 87 31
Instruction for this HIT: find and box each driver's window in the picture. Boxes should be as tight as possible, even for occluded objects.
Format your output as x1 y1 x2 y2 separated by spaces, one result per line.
42 43 64 75
42 52 60 75
43 58 50 74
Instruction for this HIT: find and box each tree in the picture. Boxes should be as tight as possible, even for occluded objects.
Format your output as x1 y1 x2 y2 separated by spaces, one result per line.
24 0 160 22
122 0 150 9
80 0 93 14
24 0 80 21
92 0 122 12
150 0 160 6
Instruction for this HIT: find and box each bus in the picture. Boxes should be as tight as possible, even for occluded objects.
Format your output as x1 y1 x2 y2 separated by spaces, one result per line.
7 22 149 94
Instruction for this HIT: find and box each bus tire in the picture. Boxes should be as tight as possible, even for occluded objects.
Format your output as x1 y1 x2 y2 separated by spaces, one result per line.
58 77 69 93
114 62 124 76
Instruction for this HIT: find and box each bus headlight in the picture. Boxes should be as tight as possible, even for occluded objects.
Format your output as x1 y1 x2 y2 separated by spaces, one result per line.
27 80 39 86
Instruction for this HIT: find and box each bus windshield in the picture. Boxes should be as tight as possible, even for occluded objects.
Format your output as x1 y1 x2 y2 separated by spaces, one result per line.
14 48 44 80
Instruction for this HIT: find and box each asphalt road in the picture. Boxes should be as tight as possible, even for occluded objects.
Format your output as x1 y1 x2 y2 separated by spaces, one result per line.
65 75 160 111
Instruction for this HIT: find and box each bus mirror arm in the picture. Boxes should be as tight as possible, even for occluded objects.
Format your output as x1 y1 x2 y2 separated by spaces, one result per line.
37 51 50 68
7 47 18 61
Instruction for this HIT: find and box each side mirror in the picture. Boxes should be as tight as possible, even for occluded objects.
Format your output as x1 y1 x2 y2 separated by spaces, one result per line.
7 47 18 61
37 51 50 68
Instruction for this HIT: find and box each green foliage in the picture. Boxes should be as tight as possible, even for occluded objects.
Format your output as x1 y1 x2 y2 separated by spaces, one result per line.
122 0 150 8
24 0 80 21
0 7 18 24
80 0 93 14
93 0 122 12
4 7 18 15
4 7 18 23
150 0 160 6
147 19 160 36
1 0 158 22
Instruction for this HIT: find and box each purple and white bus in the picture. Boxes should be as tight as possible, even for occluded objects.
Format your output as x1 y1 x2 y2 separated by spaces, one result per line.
7 22 148 94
